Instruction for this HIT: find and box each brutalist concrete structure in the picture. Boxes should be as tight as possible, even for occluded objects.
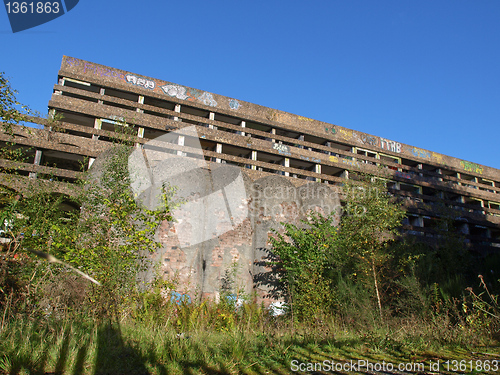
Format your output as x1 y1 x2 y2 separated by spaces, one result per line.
1 56 500 302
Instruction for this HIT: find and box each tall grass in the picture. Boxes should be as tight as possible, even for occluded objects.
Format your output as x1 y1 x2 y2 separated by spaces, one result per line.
1 294 498 375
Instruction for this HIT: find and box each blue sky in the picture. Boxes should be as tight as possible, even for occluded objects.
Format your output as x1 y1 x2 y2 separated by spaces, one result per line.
1 1 499 169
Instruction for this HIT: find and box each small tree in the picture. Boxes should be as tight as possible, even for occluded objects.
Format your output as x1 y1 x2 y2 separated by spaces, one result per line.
269 212 338 322
337 174 406 319
64 144 178 318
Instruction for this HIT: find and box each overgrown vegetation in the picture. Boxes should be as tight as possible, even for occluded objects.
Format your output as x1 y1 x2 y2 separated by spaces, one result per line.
0 72 499 374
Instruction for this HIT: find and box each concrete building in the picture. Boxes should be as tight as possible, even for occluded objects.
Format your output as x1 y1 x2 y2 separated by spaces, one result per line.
1 56 499 300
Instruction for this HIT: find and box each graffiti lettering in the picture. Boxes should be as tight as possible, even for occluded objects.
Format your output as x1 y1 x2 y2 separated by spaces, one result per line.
65 57 80 67
229 99 240 110
160 85 217 107
395 171 411 180
432 152 443 163
329 155 339 163
411 147 431 159
198 92 218 107
324 127 336 135
361 134 379 147
338 128 353 139
273 143 291 155
298 116 313 122
266 110 285 122
460 161 483 174
126 74 155 90
342 158 360 168
380 138 402 153
161 84 188 99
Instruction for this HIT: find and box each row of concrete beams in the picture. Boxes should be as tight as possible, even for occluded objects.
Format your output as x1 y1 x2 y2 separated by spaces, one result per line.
50 82 500 204
2 120 500 228
52 81 500 195
44 96 500 209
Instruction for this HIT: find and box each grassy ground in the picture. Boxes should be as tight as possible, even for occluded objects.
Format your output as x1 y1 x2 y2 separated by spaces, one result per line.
0 317 498 375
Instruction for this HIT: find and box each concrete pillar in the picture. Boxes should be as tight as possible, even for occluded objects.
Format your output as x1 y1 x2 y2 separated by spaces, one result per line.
137 95 144 113
298 134 304 149
208 112 216 129
136 127 144 148
137 127 144 138
215 143 222 163
325 141 332 155
315 164 321 182
29 149 43 179
174 104 181 121
98 88 105 105
271 128 276 143
283 158 290 177
416 216 424 227
47 109 57 131
92 118 102 141
418 163 424 177
251 150 257 170
177 135 185 156
239 120 246 136
436 168 443 181
341 170 349 179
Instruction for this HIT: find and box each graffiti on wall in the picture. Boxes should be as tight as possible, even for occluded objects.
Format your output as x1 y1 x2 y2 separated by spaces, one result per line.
65 57 81 68
342 158 360 168
160 85 218 107
298 116 314 122
229 99 240 110
460 161 483 174
126 74 155 90
338 128 353 140
380 138 402 153
432 152 443 164
329 155 339 163
411 147 431 159
273 143 291 156
161 85 190 100
325 127 336 135
198 92 218 107
395 171 412 180
266 110 282 122
361 134 379 147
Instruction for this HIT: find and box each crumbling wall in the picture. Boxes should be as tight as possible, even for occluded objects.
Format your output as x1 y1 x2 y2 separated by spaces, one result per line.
146 161 341 304
90 128 342 304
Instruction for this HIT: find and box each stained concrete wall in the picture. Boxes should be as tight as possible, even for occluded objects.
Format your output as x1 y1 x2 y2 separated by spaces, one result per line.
125 140 341 304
